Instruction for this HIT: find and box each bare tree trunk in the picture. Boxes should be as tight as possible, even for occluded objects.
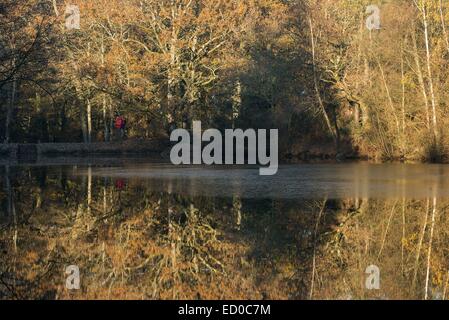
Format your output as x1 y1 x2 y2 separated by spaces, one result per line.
400 44 407 155
425 197 437 300
12 186 17 253
310 199 327 300
308 16 337 144
3 166 17 252
4 166 12 221
401 198 406 274
109 105 114 141
377 201 397 259
443 271 449 300
439 0 449 54
377 61 401 141
80 102 88 143
5 78 16 144
87 99 92 143
167 5 178 120
422 4 439 141
232 80 242 129
413 199 429 290
100 36 109 142
412 30 430 131
103 184 107 215
233 196 242 230
103 95 109 142
51 0 59 16
87 166 92 216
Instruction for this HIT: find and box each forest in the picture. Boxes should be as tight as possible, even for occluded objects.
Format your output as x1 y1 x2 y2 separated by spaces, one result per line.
1 0 449 161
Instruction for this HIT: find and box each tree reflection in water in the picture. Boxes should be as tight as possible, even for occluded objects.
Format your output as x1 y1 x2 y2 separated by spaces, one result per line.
0 164 449 300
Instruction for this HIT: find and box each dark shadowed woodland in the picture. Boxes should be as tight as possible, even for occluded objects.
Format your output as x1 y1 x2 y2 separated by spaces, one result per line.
1 0 449 161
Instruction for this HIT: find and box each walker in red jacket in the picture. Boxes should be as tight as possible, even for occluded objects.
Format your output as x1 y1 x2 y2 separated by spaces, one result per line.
115 116 126 139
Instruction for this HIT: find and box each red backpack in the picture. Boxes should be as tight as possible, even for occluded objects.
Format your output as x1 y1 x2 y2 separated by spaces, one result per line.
115 116 124 129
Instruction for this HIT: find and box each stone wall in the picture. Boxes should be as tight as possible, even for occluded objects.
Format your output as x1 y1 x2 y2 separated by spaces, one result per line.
0 144 18 158
0 140 168 159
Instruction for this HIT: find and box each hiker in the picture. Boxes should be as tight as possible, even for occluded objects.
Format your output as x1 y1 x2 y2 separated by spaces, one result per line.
115 179 125 190
115 114 126 140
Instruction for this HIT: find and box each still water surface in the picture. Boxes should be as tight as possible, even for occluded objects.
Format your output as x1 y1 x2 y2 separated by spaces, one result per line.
89 162 449 199
1 160 449 299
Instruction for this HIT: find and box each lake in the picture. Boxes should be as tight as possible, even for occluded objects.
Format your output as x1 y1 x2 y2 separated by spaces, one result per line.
0 160 448 300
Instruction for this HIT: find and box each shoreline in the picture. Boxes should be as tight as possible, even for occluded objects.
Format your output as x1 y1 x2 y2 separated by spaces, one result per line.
0 140 168 159
0 141 446 165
